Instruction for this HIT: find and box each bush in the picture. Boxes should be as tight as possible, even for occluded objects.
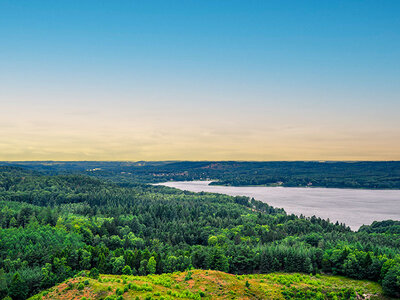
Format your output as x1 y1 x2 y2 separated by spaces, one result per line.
89 267 100 279
76 271 87 277
185 270 193 281
116 288 123 295
122 265 132 275
245 280 251 288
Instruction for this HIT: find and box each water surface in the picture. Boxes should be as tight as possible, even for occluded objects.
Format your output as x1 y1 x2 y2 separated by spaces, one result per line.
156 181 400 230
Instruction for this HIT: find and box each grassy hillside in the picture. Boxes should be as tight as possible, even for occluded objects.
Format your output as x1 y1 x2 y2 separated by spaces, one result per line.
29 270 388 300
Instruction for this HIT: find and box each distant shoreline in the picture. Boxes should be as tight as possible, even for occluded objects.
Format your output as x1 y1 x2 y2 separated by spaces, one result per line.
157 180 400 230
155 179 400 191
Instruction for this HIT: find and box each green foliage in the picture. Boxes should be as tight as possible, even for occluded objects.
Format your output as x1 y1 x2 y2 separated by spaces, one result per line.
184 270 193 281
7 161 399 189
245 280 250 288
147 257 157 275
208 236 218 246
360 220 400 234
382 266 400 297
206 247 229 272
8 272 28 300
0 166 398 298
89 267 99 279
28 270 387 299
122 265 132 275
116 287 123 295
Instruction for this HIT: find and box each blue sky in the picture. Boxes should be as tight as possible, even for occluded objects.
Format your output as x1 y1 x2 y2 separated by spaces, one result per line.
0 1 399 160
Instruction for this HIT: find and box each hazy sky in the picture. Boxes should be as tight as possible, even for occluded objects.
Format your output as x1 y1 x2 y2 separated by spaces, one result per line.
1 1 399 161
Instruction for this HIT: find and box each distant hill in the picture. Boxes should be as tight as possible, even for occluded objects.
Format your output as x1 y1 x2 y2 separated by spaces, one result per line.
2 160 400 189
29 270 388 300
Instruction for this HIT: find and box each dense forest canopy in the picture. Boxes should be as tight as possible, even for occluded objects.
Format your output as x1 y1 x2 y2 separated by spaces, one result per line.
0 164 399 299
2 160 400 189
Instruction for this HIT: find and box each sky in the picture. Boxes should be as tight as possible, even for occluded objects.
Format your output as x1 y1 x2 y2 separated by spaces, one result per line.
0 0 399 161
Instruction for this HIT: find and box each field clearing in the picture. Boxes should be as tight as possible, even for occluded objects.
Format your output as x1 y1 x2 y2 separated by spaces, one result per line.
29 270 389 300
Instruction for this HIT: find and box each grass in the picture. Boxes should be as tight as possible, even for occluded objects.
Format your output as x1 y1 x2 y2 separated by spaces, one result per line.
29 270 389 300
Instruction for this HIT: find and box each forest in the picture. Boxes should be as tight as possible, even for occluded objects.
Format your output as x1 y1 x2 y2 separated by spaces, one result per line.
4 161 400 189
0 165 399 299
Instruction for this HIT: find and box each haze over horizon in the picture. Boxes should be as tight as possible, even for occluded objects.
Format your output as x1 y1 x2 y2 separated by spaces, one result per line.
1 1 399 161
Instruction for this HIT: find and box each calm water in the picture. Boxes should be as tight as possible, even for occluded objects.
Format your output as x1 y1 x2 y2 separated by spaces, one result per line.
156 181 400 230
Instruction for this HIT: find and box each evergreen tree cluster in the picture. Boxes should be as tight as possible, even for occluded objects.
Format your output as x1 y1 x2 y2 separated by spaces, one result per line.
0 166 399 299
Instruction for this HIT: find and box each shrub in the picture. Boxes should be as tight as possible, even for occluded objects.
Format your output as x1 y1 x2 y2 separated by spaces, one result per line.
116 288 123 295
122 265 132 275
77 271 87 277
89 267 100 279
185 270 193 281
245 280 251 288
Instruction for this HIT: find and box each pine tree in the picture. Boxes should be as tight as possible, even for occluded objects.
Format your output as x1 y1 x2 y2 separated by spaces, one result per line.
147 257 157 274
8 272 28 300
9 217 17 228
382 267 400 297
206 247 229 272
0 268 7 295
98 253 107 273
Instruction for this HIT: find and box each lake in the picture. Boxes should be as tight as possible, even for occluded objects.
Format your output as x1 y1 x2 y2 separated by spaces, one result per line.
156 181 400 230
